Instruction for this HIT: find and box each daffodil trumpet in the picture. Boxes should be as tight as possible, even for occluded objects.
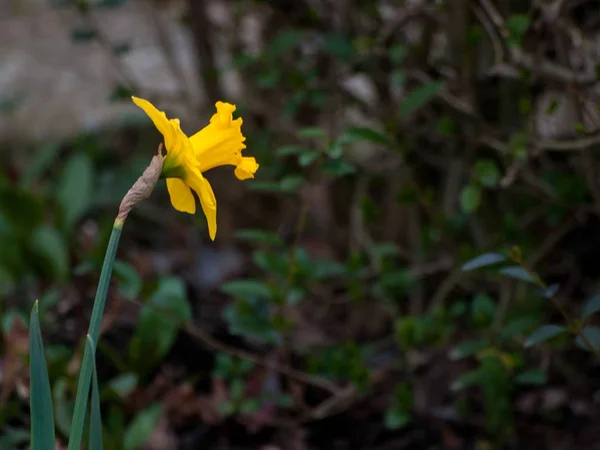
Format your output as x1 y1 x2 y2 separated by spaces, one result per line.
131 96 259 240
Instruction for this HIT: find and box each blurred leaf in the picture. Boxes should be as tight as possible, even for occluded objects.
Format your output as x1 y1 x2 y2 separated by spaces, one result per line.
109 84 136 101
575 326 600 351
267 29 302 58
113 43 131 56
234 229 283 246
108 373 138 398
0 429 29 449
498 316 537 341
297 127 327 140
223 297 280 344
279 175 305 193
581 293 600 320
460 184 481 213
514 369 547 386
506 14 530 47
449 339 488 360
384 409 411 430
524 325 565 348
389 44 408 65
53 378 73 438
498 266 535 283
474 159 501 188
398 81 442 119
461 252 506 271
113 261 143 300
276 145 307 157
451 369 483 392
541 283 560 299
221 280 272 300
20 143 61 188
123 405 162 450
471 294 496 326
71 27 97 42
97 0 127 8
322 158 356 176
29 301 56 450
345 126 391 146
322 33 354 62
57 152 93 231
129 277 191 372
31 225 70 280
298 150 320 167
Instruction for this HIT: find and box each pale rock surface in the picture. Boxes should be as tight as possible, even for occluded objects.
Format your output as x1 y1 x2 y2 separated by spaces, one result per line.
0 0 211 144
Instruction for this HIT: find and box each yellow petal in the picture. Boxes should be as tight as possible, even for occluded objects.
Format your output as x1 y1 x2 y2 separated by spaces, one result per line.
187 169 218 240
189 102 246 173
132 96 192 161
234 157 259 180
166 178 196 214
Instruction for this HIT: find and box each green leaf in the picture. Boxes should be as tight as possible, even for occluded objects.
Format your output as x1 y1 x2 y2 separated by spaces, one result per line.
129 277 191 373
88 336 103 450
461 252 506 271
29 301 56 450
524 324 565 348
449 339 488 360
279 175 305 193
31 225 70 281
123 405 162 450
389 44 408 65
113 261 143 300
344 126 391 146
498 266 535 283
234 229 283 246
220 280 272 300
474 159 501 188
581 293 600 320
322 33 354 62
459 184 482 213
398 81 442 119
109 84 136 101
514 369 547 386
384 409 411 430
471 294 496 326
71 27 97 42
57 152 93 231
297 127 327 140
275 145 307 157
68 222 123 450
267 29 302 58
108 373 138 398
451 369 483 391
576 326 600 351
298 150 320 167
322 158 356 176
20 143 61 188
0 429 29 449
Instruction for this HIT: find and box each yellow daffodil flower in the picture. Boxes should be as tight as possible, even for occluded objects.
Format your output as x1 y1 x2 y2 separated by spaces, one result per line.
132 96 259 240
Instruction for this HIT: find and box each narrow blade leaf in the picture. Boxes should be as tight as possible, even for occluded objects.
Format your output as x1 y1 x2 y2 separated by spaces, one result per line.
68 334 97 450
29 301 56 450
88 336 103 450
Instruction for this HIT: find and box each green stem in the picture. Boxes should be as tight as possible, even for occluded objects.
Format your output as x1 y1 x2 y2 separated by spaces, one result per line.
67 218 124 450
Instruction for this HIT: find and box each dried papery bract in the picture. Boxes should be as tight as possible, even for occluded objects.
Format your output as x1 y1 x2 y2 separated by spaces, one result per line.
117 144 164 223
